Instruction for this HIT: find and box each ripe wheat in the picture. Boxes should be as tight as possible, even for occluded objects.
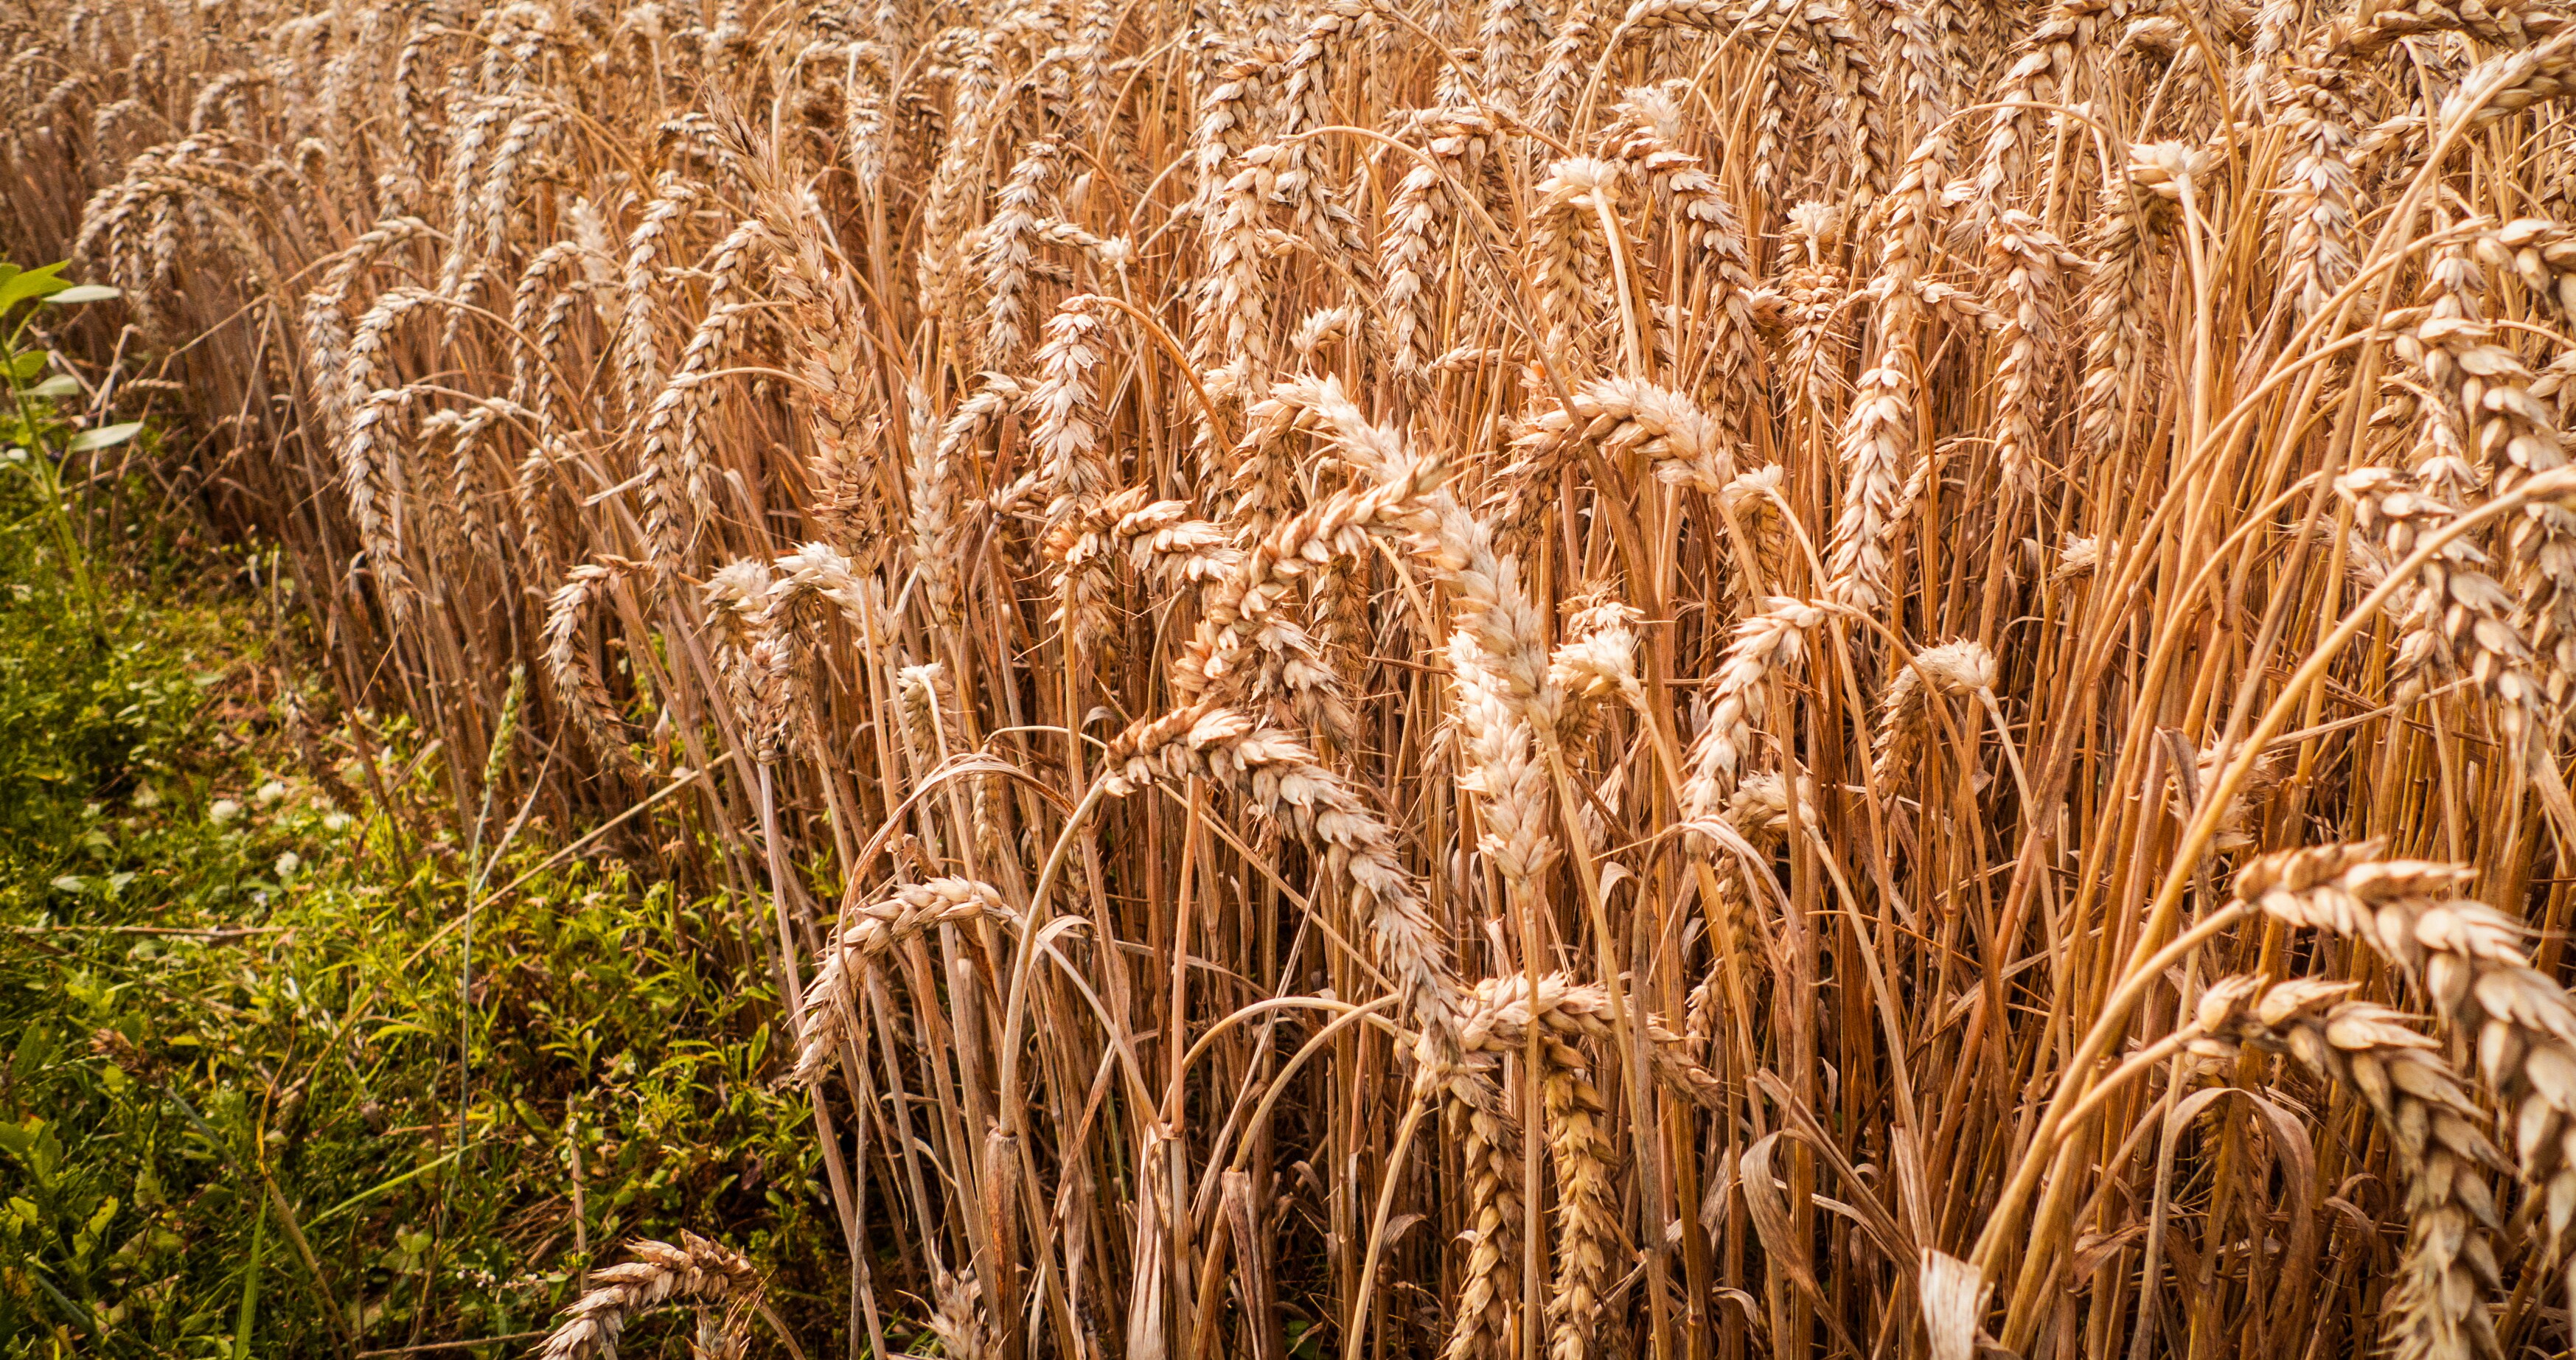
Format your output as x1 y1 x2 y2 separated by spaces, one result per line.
28 0 2576 1356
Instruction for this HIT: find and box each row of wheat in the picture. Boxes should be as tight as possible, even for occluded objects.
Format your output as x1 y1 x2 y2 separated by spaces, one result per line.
15 0 2576 1356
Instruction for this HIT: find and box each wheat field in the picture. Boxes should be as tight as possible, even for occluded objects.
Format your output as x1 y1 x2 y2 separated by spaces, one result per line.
19 0 2576 1356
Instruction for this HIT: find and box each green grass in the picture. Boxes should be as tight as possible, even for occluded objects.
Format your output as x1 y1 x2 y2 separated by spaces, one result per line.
0 286 840 1359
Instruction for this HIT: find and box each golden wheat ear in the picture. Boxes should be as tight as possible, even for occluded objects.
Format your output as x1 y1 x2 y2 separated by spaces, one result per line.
2240 846 2576 1321
535 1234 765 1360
2201 977 2507 1360
792 877 1016 1087
926 1268 998 1360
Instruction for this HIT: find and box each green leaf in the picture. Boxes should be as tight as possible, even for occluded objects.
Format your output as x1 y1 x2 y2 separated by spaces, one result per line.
232 1199 265 1360
24 1263 98 1337
302 1149 460 1232
28 374 81 399
7 350 45 382
39 285 120 305
66 422 143 453
0 262 69 314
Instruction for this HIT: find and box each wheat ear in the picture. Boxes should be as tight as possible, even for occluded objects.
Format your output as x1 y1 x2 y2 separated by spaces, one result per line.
541 557 647 776
1870 640 1997 792
793 878 1017 1086
2239 843 2576 1308
927 1267 998 1360
1682 599 1825 825
1824 128 1946 613
2200 976 2507 1360
535 1234 762 1360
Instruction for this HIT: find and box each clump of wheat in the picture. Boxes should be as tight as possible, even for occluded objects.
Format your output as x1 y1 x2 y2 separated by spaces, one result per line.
41 1 2576 1356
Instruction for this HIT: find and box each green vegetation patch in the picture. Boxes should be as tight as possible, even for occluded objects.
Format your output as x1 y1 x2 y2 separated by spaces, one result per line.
0 269 835 1360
